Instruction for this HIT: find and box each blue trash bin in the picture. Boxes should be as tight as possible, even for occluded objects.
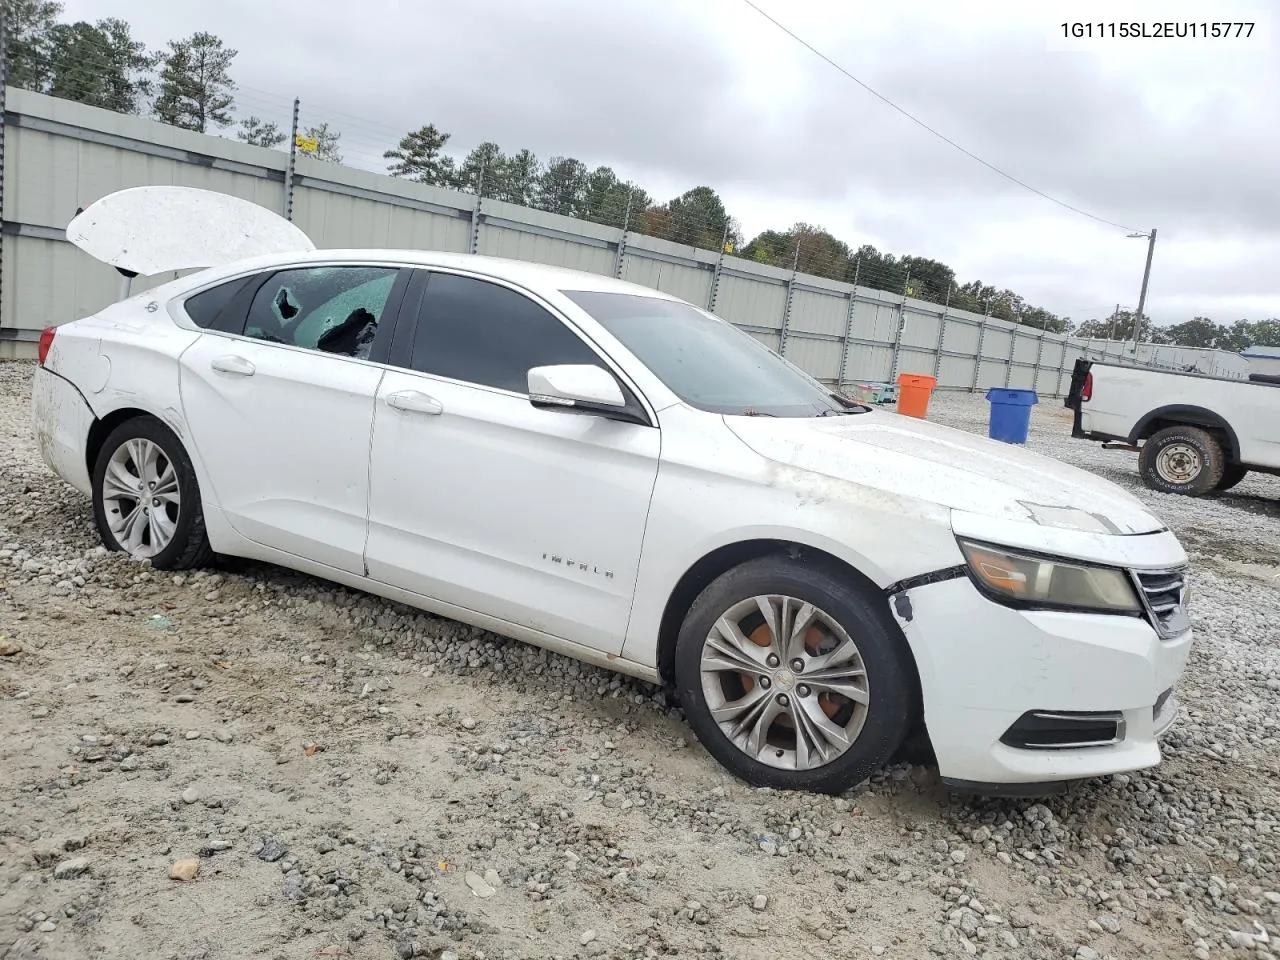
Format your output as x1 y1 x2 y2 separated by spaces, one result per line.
985 388 1038 443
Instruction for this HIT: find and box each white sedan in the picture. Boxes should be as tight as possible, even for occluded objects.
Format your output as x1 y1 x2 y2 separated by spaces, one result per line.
32 188 1193 795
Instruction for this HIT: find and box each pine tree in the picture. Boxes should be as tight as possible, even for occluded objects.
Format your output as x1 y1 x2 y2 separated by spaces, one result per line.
153 31 237 133
384 124 455 185
302 121 342 162
237 116 286 148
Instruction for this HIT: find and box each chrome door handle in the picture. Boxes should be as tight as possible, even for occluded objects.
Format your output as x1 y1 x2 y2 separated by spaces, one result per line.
211 355 255 377
386 390 443 416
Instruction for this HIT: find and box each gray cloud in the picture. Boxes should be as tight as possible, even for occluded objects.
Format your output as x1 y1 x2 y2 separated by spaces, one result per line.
61 0 1280 325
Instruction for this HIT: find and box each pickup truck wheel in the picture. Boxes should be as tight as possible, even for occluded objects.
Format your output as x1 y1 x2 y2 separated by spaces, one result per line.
91 415 215 570
1215 464 1249 492
673 555 915 794
1138 425 1225 496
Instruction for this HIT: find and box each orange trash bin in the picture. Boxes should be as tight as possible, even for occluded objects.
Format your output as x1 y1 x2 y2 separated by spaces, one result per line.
896 373 937 419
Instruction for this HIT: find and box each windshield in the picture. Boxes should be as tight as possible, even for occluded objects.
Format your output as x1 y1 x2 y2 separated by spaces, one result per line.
563 290 864 418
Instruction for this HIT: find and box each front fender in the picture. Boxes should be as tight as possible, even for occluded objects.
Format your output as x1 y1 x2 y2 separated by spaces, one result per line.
621 462 963 669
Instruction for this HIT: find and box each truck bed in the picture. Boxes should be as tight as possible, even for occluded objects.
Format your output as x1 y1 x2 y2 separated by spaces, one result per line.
1064 358 1280 492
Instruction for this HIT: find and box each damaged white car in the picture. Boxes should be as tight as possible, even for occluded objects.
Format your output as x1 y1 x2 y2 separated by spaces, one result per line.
32 187 1192 795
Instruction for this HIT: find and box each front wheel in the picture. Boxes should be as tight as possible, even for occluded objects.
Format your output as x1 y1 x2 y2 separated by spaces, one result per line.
673 554 917 794
1138 425 1225 496
91 415 214 570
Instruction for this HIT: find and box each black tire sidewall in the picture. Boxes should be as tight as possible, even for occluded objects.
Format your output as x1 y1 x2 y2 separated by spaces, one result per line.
1138 426 1224 496
673 555 916 794
1215 464 1248 491
91 415 204 569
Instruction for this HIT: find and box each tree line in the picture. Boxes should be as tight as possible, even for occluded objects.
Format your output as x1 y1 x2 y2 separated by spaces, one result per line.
6 3 1274 344
5 1 342 157
1074 311 1279 352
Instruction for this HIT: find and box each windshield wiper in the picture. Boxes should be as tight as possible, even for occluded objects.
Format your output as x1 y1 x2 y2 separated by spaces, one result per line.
824 392 869 414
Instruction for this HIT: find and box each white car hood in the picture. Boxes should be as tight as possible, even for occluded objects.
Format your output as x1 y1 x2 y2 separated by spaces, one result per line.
724 409 1166 536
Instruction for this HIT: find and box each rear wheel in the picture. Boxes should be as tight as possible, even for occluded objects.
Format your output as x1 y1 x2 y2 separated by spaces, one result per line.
91 415 214 570
673 554 916 794
1138 425 1225 496
1215 464 1249 492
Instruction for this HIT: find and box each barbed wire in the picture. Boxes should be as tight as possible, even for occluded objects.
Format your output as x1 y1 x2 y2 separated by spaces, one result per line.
5 30 1112 329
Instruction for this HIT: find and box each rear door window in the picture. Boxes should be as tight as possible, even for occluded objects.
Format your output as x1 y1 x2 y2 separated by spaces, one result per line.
240 266 401 359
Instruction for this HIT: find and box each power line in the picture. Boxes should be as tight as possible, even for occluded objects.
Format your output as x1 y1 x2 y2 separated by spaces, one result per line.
8 28 1080 321
737 0 1141 233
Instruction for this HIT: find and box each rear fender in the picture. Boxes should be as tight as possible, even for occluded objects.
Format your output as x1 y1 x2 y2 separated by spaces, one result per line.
1129 405 1240 460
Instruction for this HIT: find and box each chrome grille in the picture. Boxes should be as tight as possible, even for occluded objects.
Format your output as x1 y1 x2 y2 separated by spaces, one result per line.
1133 568 1190 639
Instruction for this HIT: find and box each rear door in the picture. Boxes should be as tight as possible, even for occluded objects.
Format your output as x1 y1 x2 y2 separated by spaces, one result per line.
178 262 409 574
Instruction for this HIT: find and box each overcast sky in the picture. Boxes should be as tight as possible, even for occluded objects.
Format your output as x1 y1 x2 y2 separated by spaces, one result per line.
64 0 1279 325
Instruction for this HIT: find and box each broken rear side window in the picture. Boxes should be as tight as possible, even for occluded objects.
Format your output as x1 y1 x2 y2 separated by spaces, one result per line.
242 266 399 358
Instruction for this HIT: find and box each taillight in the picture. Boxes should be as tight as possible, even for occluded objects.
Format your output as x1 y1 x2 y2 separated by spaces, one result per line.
1081 371 1093 402
37 326 56 366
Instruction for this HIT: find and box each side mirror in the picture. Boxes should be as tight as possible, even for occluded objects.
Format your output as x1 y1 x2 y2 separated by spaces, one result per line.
528 364 626 412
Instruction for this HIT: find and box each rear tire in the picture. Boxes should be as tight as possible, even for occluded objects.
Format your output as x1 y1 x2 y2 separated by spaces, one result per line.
1215 464 1248 492
1138 425 1225 496
673 554 916 794
91 415 214 570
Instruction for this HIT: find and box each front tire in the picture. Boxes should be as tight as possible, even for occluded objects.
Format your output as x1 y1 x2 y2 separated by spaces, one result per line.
673 554 917 794
91 415 214 570
1138 425 1225 496
1215 463 1248 492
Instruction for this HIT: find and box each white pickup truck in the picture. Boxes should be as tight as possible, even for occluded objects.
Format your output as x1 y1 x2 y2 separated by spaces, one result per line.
1065 358 1280 496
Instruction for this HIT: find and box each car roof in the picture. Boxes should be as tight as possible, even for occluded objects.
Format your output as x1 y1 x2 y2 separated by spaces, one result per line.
203 248 685 302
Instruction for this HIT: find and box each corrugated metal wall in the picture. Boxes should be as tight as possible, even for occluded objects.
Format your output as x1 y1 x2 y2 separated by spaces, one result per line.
0 86 1113 396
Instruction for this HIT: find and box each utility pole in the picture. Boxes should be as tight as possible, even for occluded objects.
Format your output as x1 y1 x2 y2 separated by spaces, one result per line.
1108 302 1120 340
1130 228 1157 352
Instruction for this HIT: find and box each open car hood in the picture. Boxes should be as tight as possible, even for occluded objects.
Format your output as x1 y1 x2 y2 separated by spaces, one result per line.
724 408 1167 536
66 186 315 276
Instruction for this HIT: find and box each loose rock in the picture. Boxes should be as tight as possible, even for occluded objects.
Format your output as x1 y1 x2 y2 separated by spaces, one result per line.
169 858 199 881
465 871 496 898
53 858 89 879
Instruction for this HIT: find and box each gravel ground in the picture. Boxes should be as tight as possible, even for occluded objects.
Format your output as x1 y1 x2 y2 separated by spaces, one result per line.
1 360 1277 960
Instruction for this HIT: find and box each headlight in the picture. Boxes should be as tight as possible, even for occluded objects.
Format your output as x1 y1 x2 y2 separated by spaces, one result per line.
958 540 1142 614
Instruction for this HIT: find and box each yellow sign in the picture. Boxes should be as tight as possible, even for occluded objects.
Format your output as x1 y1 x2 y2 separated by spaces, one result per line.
723 241 735 254
295 133 319 154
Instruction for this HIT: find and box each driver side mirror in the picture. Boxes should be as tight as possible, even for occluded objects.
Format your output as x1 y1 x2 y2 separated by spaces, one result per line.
527 364 626 413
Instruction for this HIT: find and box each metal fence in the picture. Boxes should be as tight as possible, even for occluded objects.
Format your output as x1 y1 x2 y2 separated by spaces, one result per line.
1074 339 1249 379
0 86 1137 396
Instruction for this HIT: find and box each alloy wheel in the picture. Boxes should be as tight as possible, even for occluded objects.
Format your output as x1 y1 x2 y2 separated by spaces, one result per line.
698 594 870 771
100 438 181 558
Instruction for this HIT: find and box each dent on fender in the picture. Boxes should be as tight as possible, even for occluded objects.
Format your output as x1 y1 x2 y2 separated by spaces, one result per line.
1017 500 1124 535
161 406 188 438
885 564 970 624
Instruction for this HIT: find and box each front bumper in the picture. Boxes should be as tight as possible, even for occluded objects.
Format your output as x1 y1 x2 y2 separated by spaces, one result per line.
892 573 1192 786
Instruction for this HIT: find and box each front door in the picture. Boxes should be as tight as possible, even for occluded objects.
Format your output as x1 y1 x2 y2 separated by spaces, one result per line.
178 263 406 573
364 270 660 655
